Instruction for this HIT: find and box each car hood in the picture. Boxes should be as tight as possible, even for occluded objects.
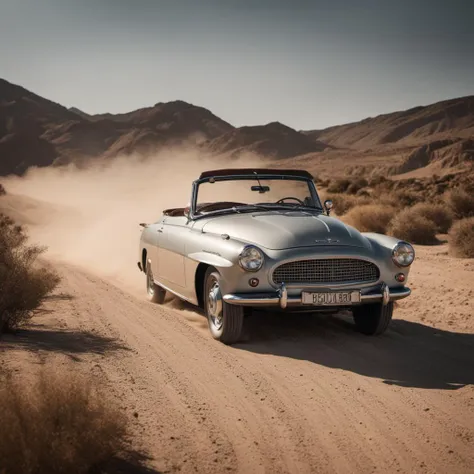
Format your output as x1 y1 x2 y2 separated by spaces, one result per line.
199 211 371 250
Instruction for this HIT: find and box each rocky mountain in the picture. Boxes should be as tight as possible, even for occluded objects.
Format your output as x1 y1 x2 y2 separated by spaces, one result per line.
1 77 473 177
0 79 233 174
304 96 474 150
205 122 328 160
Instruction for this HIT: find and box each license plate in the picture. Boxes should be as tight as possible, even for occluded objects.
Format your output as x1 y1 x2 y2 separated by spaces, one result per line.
302 291 361 306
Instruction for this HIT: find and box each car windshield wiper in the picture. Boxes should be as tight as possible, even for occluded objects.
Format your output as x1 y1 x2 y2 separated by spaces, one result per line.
233 204 323 214
232 204 273 213
272 203 323 212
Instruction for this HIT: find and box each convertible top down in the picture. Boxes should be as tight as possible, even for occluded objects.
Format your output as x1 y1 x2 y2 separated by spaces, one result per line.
138 168 414 344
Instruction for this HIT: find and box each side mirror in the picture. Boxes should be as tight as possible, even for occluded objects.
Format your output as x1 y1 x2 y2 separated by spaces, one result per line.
324 199 333 216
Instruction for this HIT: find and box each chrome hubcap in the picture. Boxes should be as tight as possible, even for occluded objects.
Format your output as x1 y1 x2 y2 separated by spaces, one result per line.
208 280 223 329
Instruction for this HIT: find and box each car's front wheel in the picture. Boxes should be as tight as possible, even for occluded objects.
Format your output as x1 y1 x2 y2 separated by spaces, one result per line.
352 302 393 335
146 263 166 304
204 267 244 344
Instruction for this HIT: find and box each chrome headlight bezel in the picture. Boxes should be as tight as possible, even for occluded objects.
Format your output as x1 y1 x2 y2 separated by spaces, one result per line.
239 245 264 272
392 241 415 267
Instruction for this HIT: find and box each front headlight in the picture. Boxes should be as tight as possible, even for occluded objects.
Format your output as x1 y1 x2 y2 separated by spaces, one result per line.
392 242 415 267
239 245 264 272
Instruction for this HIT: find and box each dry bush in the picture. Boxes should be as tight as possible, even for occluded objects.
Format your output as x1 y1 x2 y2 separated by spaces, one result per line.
327 178 351 194
326 193 371 216
346 178 368 195
369 175 390 187
388 208 438 244
447 188 474 219
0 183 6 196
388 189 423 208
0 214 60 332
410 203 453 233
0 369 128 474
343 204 397 234
449 217 474 258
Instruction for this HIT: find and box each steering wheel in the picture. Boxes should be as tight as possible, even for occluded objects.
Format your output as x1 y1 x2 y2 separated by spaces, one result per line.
276 196 305 205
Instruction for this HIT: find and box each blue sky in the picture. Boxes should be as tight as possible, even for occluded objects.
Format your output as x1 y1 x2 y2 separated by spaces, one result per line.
1 0 472 129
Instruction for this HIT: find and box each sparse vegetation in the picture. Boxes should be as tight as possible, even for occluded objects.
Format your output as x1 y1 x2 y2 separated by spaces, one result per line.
343 204 397 233
346 178 368 195
0 183 6 195
327 178 351 194
327 194 370 216
388 208 438 244
409 203 453 233
449 217 474 258
447 188 474 219
0 214 60 333
0 369 128 474
388 189 424 208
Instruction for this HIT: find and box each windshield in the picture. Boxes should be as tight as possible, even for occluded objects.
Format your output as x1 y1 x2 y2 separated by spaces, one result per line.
194 177 322 216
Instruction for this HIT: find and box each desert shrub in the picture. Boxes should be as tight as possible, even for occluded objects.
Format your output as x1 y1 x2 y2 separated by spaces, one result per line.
356 188 371 197
370 176 395 193
368 175 388 187
410 203 453 233
326 194 371 216
343 204 397 234
0 214 60 332
327 178 351 193
388 208 438 244
449 217 474 258
346 177 368 195
0 369 128 474
447 188 474 219
390 190 423 207
0 183 6 196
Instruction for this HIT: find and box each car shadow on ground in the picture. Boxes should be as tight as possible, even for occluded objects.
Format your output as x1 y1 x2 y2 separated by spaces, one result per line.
236 310 474 390
1 323 130 360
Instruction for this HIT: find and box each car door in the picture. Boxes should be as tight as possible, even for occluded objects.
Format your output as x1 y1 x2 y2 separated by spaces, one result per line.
146 219 165 279
156 215 192 289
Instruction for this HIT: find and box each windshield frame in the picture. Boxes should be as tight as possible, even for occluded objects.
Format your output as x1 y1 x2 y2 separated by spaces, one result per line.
189 172 323 220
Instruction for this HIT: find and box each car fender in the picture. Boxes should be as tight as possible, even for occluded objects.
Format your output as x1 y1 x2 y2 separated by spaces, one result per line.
363 232 407 254
187 251 234 268
363 232 414 281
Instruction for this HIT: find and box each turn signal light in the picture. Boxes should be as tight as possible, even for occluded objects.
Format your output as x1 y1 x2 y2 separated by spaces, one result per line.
249 278 259 287
395 273 406 283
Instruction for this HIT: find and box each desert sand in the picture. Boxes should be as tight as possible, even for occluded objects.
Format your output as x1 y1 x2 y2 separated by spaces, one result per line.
1 156 473 473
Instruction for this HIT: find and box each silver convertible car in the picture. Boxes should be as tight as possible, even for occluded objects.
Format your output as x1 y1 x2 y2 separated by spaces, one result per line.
138 168 414 344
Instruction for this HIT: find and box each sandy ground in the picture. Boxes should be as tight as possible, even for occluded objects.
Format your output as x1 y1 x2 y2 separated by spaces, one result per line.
1 161 473 473
1 246 473 473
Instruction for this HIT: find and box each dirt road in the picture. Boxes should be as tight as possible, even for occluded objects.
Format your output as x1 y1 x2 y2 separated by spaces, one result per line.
3 248 473 474
1 167 473 473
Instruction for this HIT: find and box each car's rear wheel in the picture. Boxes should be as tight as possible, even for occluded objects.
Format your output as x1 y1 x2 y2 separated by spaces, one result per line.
204 268 244 344
146 263 166 304
352 302 393 335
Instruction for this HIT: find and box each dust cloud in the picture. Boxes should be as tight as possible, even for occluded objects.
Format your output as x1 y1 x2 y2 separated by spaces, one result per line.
2 149 264 294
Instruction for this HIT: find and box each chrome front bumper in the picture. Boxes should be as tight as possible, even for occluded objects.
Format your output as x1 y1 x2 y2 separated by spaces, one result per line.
223 283 411 309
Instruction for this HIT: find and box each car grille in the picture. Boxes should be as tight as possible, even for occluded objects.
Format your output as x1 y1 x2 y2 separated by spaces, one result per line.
272 258 379 285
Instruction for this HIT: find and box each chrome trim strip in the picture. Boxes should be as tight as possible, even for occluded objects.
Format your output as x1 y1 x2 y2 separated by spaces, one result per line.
223 287 411 308
315 216 330 232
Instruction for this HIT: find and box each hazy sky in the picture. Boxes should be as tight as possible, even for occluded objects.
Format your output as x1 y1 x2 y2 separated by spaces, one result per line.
1 0 473 129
